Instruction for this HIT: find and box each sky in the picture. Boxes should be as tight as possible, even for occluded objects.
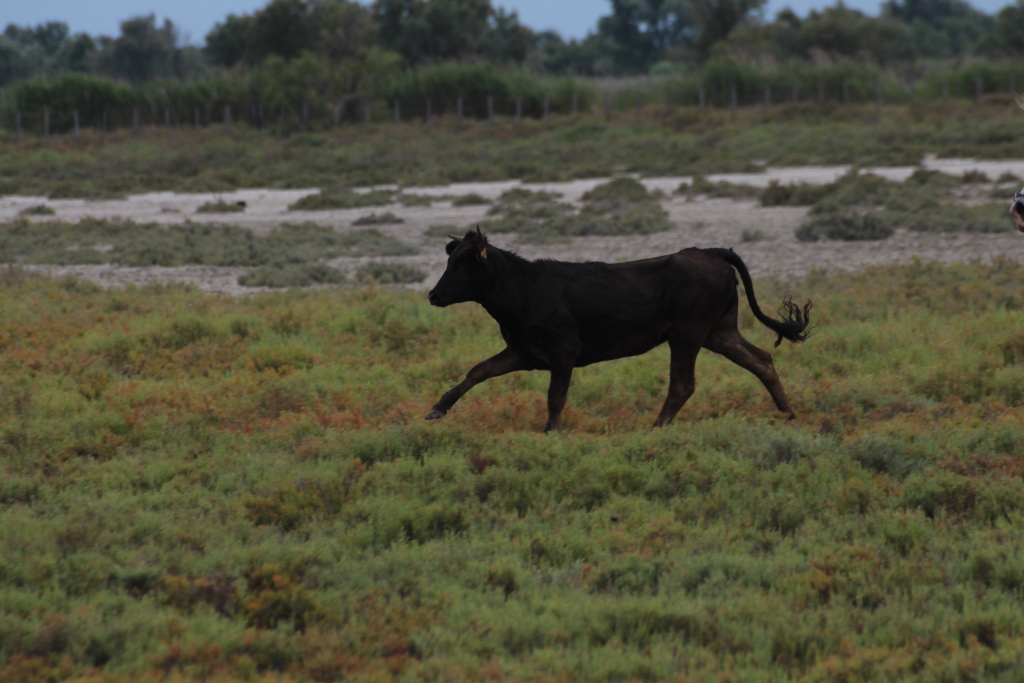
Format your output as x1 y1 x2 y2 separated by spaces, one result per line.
1 0 1013 45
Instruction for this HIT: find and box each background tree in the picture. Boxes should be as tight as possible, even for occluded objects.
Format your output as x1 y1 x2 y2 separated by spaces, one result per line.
596 0 695 73
372 0 533 65
883 0 992 57
205 14 253 68
690 0 767 61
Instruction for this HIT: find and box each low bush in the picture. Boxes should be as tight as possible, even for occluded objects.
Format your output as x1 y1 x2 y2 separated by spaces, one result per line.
16 204 55 216
238 264 347 288
480 179 671 243
352 212 404 226
452 193 491 206
791 170 1013 240
681 176 760 199
796 213 894 241
759 181 830 206
288 189 394 211
399 193 433 206
355 262 427 284
425 223 464 237
196 200 246 214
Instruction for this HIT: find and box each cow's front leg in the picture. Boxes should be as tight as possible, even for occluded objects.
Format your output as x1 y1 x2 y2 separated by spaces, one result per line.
426 347 528 420
543 366 574 433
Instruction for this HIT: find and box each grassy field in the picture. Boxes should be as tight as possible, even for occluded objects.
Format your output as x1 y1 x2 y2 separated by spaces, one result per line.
2 101 1024 198
1 259 1024 682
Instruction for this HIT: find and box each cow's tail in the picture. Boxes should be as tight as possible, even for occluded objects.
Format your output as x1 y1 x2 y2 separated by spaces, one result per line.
699 247 813 347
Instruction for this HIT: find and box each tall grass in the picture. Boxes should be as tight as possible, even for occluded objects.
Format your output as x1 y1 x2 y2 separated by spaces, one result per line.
1 262 1024 681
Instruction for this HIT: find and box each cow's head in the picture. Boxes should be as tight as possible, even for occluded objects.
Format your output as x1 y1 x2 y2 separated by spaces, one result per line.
428 227 491 307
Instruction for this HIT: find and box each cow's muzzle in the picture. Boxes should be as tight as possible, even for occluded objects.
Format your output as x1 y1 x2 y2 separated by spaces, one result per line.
428 289 442 307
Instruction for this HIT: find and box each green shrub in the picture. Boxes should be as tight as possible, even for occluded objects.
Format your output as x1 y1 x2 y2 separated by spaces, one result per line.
480 179 670 243
961 170 991 184
355 262 427 284
352 212 404 226
288 189 394 211
196 200 245 214
425 223 465 237
682 176 760 199
759 181 830 206
16 205 55 217
238 264 347 288
796 212 894 241
452 193 491 206
399 193 433 206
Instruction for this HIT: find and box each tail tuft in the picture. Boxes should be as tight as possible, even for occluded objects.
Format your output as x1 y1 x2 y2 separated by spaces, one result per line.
773 297 814 347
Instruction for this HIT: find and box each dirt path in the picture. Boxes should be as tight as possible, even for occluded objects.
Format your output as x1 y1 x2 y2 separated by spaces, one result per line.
4 156 1024 294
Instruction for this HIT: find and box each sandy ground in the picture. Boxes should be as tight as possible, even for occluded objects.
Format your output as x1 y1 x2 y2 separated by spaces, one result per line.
4 155 1024 295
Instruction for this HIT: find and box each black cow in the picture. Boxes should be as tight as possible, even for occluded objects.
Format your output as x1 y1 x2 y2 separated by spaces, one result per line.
426 229 812 432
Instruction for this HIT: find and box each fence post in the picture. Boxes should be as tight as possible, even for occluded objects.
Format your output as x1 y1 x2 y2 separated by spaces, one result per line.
817 78 824 105
975 75 982 105
224 105 231 134
764 84 770 107
792 83 798 103
487 96 494 121
426 99 432 127
876 80 883 109
457 96 463 120
842 80 849 105
730 83 737 120
133 108 139 136
605 90 611 120
543 92 550 120
907 82 915 106
698 87 706 111
515 95 522 123
73 109 80 142
44 109 50 142
333 101 341 127
572 91 578 116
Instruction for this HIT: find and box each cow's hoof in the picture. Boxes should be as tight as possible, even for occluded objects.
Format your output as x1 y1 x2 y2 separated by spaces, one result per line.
425 409 445 420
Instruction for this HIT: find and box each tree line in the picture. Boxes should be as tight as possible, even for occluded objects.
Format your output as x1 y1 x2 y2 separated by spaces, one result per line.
3 0 1024 91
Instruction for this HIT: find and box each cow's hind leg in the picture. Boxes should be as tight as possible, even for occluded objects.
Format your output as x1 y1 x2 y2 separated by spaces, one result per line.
543 366 574 433
653 336 701 428
426 347 529 420
704 327 795 418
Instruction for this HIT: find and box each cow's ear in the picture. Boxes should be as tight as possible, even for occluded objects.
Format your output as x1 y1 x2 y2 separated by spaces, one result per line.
445 240 459 255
